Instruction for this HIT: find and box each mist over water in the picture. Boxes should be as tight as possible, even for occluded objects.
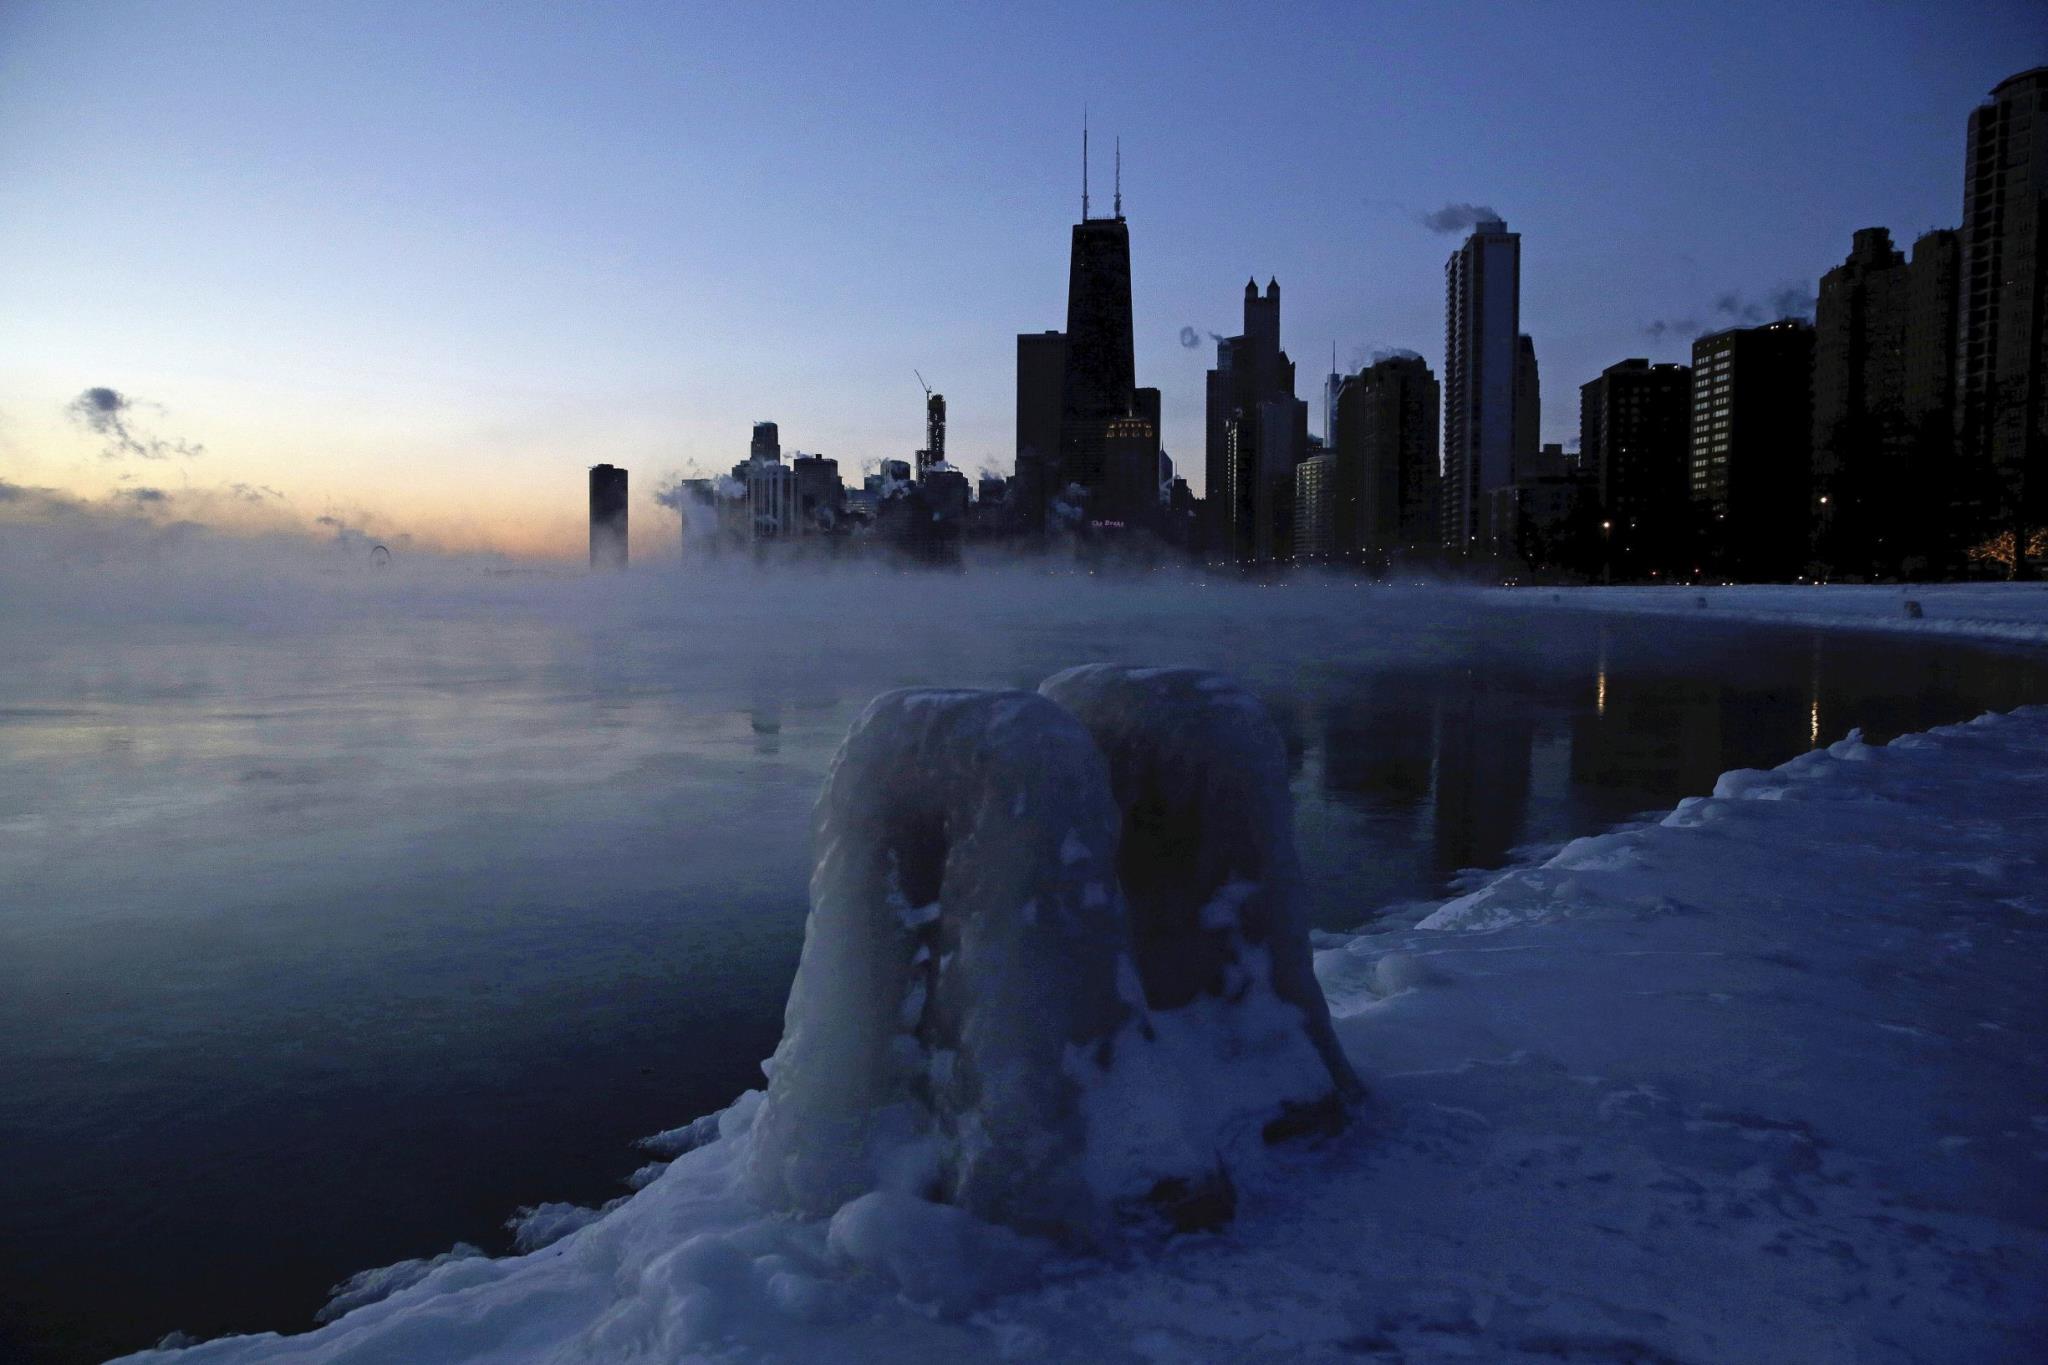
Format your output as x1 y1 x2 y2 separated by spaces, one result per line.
6 530 2048 1360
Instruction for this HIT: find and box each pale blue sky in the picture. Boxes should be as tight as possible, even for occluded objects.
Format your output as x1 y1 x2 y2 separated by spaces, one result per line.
1 0 2039 554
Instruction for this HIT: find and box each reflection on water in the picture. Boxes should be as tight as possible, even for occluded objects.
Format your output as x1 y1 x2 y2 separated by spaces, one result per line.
2 581 2045 1361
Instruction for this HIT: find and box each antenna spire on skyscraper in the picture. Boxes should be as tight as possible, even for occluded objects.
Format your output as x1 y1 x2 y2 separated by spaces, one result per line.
1114 136 1121 219
1082 108 1090 220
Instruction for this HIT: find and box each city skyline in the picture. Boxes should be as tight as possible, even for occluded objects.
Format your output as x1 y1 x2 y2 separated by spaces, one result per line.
0 1 2038 560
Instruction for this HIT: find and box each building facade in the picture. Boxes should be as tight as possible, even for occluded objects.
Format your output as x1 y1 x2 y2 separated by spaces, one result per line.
1294 453 1337 560
1690 319 1815 580
1958 67 2048 573
1206 278 1302 561
1580 359 1693 579
1057 207 1159 529
1333 353 1440 560
1812 227 1961 575
1014 329 1067 530
588 463 628 570
1442 218 1524 552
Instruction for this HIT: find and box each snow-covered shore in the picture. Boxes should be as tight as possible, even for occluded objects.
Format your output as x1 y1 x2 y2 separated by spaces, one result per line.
1485 581 2048 647
123 706 2048 1364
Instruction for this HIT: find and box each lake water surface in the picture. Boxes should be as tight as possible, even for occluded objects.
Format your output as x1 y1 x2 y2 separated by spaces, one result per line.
5 571 2046 1361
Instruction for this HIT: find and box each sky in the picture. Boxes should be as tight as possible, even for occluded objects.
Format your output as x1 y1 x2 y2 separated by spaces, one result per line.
1 0 2041 560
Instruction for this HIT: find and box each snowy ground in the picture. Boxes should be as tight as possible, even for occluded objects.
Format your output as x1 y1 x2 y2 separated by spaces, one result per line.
121 704 2048 1364
1485 581 2048 647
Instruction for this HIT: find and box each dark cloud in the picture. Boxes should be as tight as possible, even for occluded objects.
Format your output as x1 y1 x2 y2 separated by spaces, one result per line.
119 487 170 504
65 386 204 461
1641 283 1816 342
1419 202 1501 234
1178 326 1201 349
228 483 284 503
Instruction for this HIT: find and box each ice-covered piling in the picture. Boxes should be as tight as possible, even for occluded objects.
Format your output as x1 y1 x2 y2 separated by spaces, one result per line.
748 672 1358 1244
746 689 1206 1240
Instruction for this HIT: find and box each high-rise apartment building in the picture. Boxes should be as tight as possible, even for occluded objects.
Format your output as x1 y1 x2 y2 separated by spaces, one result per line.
1958 66 2048 572
1580 359 1693 578
1333 353 1440 559
1294 452 1337 559
1014 329 1067 529
1442 218 1525 551
588 463 628 570
1690 320 1814 579
1812 227 1961 574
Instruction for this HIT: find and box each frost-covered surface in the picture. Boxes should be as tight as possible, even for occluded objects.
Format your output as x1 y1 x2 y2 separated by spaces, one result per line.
1489 581 2048 645
120 706 2048 1363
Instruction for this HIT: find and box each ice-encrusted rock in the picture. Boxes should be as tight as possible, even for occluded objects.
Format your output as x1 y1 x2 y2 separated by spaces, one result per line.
1039 664 1363 1125
745 688 1207 1241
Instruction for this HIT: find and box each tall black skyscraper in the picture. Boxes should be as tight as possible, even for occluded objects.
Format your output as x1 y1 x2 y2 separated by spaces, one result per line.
589 463 628 570
1014 329 1067 529
1052 131 1158 528
1334 353 1441 560
1811 227 1961 575
1206 277 1303 561
1690 319 1815 580
1958 67 2048 574
1580 359 1692 579
1442 218 1525 552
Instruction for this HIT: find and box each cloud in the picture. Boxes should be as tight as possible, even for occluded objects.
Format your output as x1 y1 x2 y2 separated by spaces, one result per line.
1642 283 1818 341
228 483 284 503
64 386 205 461
652 473 693 511
1345 344 1427 372
1419 202 1501 234
119 487 170 504
1179 326 1202 349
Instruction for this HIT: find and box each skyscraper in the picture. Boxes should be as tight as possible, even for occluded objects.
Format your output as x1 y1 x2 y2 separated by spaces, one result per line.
1811 227 1960 575
589 463 628 570
1027 130 1159 532
918 391 947 478
1333 353 1441 560
1014 329 1066 530
1514 334 1541 465
750 422 781 464
1294 452 1337 559
1958 66 2048 574
1442 218 1524 552
1206 277 1302 560
1056 150 1157 527
1690 319 1814 580
1580 359 1692 579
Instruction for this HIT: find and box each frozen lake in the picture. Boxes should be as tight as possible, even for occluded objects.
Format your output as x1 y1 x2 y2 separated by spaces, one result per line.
5 567 2047 1361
